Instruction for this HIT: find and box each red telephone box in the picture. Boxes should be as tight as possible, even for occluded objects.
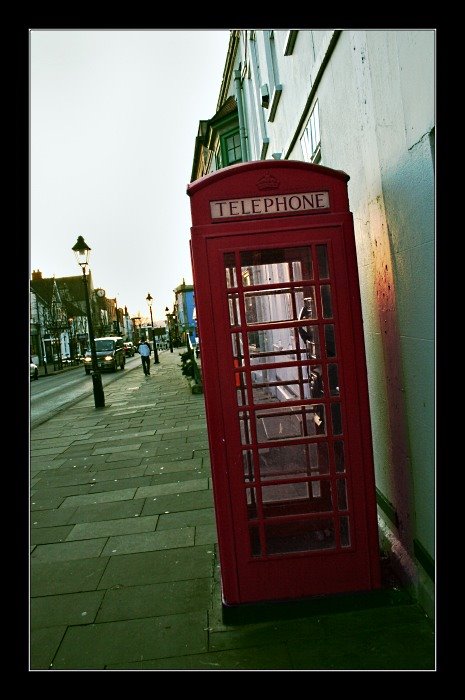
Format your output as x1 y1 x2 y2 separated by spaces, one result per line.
187 161 380 606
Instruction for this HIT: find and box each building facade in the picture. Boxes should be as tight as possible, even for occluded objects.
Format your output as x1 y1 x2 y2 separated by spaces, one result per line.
191 29 435 616
30 270 135 366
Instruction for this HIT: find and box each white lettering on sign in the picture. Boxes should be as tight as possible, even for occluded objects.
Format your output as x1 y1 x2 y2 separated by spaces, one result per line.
210 191 330 219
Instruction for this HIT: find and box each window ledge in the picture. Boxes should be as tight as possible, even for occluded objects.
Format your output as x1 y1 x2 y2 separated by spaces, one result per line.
268 85 283 122
261 138 270 160
284 30 298 56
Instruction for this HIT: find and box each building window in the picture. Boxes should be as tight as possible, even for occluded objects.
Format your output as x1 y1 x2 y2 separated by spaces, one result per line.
225 132 242 164
219 129 242 167
300 101 321 163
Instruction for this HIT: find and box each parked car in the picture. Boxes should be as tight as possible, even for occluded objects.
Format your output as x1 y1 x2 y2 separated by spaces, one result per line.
123 341 135 357
83 337 125 374
30 361 39 380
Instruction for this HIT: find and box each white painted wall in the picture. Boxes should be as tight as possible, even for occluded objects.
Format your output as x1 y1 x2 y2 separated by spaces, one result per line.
222 29 435 607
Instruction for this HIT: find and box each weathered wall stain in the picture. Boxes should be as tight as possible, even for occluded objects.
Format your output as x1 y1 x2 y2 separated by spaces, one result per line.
370 194 415 554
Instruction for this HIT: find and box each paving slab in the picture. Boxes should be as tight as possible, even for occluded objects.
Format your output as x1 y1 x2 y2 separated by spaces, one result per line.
31 537 108 562
31 557 110 596
135 478 209 499
87 456 144 471
31 483 94 499
156 507 215 531
59 487 137 508
31 494 67 510
31 507 77 528
194 524 219 545
97 545 214 589
30 626 67 670
96 578 212 622
33 472 103 488
143 459 204 476
92 443 142 455
140 490 214 516
106 643 293 670
30 590 105 629
100 526 195 556
50 611 208 669
30 524 75 545
66 514 159 541
70 499 145 524
83 474 153 493
30 446 70 457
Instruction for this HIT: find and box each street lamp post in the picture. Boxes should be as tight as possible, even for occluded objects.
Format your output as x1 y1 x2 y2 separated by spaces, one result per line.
72 235 105 408
165 306 174 353
146 293 160 364
114 297 120 335
68 316 74 362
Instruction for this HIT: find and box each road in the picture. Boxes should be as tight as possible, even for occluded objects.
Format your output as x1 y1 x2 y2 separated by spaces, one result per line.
30 355 141 429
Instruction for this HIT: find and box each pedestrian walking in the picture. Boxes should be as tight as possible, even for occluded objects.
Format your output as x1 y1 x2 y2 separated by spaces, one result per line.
136 337 152 375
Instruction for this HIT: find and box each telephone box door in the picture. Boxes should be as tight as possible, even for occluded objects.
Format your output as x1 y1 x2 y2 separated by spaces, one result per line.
189 162 380 605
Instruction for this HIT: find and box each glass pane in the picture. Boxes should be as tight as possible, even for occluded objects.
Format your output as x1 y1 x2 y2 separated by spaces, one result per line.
250 364 323 404
231 333 245 366
259 442 330 480
265 518 335 554
246 487 258 518
236 374 249 406
331 403 343 435
334 441 345 473
240 247 313 283
243 450 255 482
249 526 261 556
316 245 329 279
324 324 336 357
261 480 333 514
256 405 327 443
239 411 252 445
297 293 317 322
297 325 321 359
340 516 351 547
328 364 339 396
308 366 324 398
224 253 237 288
248 325 321 362
228 294 241 326
236 386 249 406
337 479 348 510
262 481 310 506
321 285 333 318
244 287 316 325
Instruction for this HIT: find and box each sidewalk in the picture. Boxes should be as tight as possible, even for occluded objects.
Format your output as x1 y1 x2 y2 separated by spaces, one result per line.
30 351 435 671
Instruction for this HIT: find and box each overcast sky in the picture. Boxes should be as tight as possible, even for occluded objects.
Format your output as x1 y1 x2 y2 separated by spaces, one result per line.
30 29 231 323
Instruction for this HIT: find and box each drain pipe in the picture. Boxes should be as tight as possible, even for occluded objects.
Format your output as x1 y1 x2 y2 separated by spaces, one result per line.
234 69 248 162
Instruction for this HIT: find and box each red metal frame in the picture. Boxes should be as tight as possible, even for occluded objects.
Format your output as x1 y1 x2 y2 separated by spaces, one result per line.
188 162 380 605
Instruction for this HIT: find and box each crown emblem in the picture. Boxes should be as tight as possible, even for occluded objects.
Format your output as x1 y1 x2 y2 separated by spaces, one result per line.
256 173 280 191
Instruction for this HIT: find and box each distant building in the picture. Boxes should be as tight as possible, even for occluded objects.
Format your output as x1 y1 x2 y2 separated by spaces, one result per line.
191 30 435 617
30 270 133 365
173 279 196 347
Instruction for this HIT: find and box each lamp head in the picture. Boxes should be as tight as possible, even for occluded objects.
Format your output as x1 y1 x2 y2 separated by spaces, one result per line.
72 236 91 268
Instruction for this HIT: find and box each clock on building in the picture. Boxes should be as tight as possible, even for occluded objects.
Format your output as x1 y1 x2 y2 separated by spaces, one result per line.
96 288 105 298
